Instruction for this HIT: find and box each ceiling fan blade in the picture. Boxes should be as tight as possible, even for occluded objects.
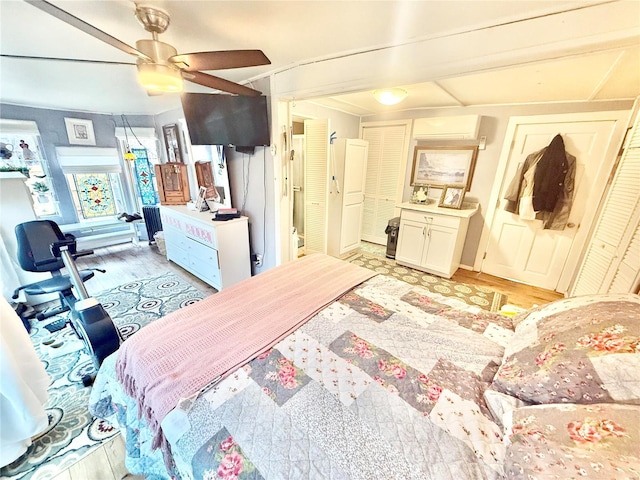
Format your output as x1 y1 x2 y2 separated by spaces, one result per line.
1 54 135 66
24 0 151 62
183 71 262 96
171 50 270 72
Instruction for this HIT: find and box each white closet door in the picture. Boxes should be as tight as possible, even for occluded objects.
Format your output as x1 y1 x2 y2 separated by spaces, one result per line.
608 223 640 293
304 119 330 254
571 111 640 295
361 124 408 244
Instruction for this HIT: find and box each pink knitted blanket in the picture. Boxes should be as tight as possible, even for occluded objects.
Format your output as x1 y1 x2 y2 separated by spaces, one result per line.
115 254 375 452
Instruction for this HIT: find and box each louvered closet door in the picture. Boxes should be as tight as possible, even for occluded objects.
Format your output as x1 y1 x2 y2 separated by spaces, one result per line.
304 119 330 254
608 224 640 292
571 111 640 295
361 125 407 244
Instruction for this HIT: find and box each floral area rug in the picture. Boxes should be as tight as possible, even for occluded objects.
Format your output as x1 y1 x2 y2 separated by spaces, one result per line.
0 272 205 480
347 252 507 312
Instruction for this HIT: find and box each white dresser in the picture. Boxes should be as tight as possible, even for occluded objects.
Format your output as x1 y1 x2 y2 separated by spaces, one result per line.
395 202 478 278
159 206 251 290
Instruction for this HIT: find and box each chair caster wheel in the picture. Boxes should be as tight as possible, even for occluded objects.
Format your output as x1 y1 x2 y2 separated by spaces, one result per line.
82 374 95 387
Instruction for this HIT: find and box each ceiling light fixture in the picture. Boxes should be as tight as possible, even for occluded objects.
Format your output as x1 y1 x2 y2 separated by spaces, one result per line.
137 63 184 93
373 88 408 105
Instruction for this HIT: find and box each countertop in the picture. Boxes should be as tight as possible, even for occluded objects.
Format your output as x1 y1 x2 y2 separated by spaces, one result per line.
398 201 479 218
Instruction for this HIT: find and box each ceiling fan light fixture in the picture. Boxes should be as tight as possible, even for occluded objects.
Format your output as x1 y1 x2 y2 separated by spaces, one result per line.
137 63 183 92
373 88 408 105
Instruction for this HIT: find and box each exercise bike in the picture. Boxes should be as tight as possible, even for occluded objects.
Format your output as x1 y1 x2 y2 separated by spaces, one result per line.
47 239 121 385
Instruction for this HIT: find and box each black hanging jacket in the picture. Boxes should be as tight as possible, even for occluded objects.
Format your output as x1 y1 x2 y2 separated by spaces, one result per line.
532 134 568 212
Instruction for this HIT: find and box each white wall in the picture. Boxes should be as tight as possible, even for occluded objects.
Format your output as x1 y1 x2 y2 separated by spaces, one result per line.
224 78 278 274
291 102 361 139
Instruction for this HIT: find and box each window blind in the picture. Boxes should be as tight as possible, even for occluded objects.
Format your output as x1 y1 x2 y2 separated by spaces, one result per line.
55 146 122 174
0 119 40 135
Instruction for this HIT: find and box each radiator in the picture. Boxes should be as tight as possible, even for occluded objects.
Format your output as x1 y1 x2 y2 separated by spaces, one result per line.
142 206 163 244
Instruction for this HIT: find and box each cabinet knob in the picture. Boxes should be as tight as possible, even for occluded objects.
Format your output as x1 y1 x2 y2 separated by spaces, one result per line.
566 222 576 229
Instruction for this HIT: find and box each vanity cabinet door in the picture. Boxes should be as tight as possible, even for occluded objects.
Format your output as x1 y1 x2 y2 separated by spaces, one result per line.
396 219 427 266
422 225 457 275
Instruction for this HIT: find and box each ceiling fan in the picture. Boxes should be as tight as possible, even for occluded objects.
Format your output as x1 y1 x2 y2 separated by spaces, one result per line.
21 0 270 96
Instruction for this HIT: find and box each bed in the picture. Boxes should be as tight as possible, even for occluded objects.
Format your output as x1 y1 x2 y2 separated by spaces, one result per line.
88 254 640 479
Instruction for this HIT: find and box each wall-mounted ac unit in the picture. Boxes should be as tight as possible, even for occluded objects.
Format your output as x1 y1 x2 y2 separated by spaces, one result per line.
413 114 481 140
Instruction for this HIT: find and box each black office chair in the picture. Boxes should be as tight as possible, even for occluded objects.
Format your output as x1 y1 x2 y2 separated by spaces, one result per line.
12 220 99 321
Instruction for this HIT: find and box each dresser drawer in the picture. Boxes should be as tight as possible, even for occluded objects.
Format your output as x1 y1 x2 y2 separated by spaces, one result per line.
187 239 220 269
165 226 189 250
187 240 221 288
191 263 221 289
183 220 217 249
401 209 461 229
165 240 189 268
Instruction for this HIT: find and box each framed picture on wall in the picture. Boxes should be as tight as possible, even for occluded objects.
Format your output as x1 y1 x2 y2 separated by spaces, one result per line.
64 118 96 145
162 123 183 163
410 145 478 191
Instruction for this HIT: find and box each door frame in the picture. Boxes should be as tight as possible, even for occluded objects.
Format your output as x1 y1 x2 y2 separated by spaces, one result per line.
474 110 631 293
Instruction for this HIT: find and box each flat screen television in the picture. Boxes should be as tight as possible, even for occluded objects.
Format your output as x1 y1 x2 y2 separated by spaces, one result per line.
181 93 270 148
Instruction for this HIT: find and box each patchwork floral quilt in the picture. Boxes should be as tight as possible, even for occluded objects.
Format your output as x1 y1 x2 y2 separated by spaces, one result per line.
89 274 515 479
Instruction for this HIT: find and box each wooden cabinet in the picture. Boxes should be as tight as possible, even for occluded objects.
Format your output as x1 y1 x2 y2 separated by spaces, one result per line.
155 162 190 205
395 202 478 278
160 206 251 290
194 161 218 199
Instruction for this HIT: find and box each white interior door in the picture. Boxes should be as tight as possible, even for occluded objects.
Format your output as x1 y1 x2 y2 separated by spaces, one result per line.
339 140 368 253
482 113 628 292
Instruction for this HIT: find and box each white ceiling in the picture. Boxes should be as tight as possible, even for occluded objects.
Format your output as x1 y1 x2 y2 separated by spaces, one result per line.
1 0 639 116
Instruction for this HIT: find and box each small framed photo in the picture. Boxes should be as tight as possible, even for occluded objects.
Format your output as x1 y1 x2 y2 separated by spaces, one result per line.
410 145 478 191
163 123 184 163
64 118 96 145
438 185 465 209
410 185 431 204
194 185 209 212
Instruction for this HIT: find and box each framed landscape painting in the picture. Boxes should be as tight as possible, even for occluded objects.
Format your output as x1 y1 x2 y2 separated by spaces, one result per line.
410 145 478 191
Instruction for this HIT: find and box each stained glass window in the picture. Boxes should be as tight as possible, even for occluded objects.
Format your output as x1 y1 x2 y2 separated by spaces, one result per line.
131 148 159 205
73 173 117 218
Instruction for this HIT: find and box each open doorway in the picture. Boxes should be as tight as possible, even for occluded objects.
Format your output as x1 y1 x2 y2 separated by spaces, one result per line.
291 126 305 256
291 116 311 257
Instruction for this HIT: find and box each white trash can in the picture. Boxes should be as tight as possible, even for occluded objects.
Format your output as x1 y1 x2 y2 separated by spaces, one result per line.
154 231 166 256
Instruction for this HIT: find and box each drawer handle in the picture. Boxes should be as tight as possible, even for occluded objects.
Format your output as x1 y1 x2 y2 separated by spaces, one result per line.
424 216 433 223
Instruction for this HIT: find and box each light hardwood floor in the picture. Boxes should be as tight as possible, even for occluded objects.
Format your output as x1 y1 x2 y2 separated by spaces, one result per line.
48 240 561 479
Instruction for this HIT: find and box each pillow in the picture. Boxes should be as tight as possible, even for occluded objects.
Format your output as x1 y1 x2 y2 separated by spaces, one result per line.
492 293 640 405
503 403 640 479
